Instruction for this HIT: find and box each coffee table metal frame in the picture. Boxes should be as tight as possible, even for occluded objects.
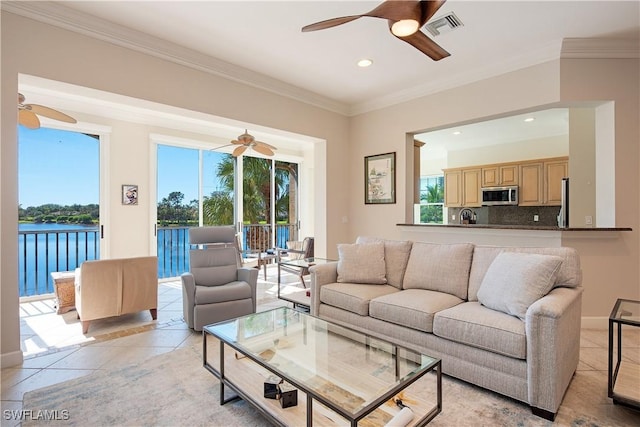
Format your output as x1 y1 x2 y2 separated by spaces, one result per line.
608 298 640 409
203 307 442 427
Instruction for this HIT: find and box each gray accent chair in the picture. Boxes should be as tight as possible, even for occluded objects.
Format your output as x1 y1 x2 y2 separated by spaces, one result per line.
181 226 258 331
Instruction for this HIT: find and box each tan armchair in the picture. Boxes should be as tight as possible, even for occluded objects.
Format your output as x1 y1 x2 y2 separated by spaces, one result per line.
75 256 158 334
182 226 258 331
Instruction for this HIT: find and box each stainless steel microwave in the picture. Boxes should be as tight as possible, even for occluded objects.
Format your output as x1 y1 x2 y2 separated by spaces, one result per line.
481 186 518 206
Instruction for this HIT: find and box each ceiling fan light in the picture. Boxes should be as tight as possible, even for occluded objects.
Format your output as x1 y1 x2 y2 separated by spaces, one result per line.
391 19 420 37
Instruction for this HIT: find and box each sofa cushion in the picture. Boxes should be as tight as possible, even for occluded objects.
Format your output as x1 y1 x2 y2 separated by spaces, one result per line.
369 289 463 333
337 242 387 285
403 242 474 300
195 280 252 305
356 236 412 289
320 283 398 316
477 252 563 320
433 302 527 359
468 246 582 301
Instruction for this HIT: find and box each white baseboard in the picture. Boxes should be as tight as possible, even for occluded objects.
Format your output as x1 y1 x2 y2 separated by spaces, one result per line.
1 350 24 368
581 316 609 330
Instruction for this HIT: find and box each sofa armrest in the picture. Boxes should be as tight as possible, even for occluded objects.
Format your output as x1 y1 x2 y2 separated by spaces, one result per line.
238 267 259 312
309 262 338 316
181 272 197 328
525 286 583 415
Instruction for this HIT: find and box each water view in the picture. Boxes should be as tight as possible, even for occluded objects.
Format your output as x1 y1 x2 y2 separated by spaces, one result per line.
18 223 194 297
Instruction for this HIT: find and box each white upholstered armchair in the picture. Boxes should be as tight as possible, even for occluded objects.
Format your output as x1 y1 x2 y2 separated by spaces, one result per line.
181 226 258 331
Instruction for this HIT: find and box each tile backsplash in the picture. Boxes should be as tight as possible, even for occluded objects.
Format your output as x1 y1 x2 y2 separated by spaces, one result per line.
451 206 561 227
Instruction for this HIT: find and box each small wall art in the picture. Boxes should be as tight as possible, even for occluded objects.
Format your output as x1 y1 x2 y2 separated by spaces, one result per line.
365 152 396 204
122 184 138 205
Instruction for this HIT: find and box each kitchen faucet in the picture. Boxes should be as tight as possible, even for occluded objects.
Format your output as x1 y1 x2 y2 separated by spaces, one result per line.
460 208 476 224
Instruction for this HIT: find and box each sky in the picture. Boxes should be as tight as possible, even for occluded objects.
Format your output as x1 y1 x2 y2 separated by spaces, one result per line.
18 126 226 207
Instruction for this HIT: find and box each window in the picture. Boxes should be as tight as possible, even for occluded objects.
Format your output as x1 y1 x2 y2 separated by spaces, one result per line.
418 175 444 224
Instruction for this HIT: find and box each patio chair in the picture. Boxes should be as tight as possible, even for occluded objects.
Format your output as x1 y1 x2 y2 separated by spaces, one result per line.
277 237 314 287
181 226 258 331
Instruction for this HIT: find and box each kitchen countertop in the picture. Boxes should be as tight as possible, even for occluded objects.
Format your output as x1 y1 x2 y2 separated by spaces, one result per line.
397 223 632 231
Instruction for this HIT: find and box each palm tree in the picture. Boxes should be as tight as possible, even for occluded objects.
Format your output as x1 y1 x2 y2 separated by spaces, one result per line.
420 183 444 223
202 155 295 226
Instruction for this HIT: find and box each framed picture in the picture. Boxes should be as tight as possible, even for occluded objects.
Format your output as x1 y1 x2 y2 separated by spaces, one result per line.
365 152 396 204
122 184 138 205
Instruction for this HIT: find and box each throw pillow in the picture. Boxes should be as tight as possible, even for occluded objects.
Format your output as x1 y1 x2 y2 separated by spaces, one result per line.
337 242 387 284
477 251 563 320
356 236 412 289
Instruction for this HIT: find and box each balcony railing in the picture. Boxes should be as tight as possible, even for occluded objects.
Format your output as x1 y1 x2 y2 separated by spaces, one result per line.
19 223 299 297
156 223 298 279
18 227 100 297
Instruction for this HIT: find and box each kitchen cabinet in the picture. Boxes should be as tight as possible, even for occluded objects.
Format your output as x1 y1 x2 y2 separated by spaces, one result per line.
519 162 543 206
444 170 462 207
445 157 567 208
544 159 569 205
444 168 481 207
519 158 569 206
463 169 482 207
481 164 519 187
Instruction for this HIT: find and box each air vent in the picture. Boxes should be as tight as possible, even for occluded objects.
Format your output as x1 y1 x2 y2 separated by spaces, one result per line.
424 12 464 37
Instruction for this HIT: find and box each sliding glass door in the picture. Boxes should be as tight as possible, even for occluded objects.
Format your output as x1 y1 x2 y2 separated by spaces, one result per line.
156 143 298 278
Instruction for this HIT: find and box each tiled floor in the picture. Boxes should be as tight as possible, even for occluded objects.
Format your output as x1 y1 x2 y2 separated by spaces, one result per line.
1 265 293 421
2 266 639 424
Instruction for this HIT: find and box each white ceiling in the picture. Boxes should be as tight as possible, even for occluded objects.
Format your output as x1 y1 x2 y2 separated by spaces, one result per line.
7 1 640 116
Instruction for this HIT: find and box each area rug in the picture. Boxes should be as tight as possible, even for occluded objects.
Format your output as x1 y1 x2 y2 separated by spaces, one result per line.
22 345 636 426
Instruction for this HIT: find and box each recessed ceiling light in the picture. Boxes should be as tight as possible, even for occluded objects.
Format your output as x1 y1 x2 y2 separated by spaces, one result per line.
357 59 373 68
452 131 462 135
524 117 535 122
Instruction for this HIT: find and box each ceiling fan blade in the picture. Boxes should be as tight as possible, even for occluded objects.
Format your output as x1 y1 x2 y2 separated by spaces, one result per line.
232 145 248 157
231 139 243 145
210 143 234 152
27 104 77 123
253 144 275 157
19 110 40 129
419 0 448 25
363 0 421 22
255 140 276 150
391 25 450 60
302 15 362 32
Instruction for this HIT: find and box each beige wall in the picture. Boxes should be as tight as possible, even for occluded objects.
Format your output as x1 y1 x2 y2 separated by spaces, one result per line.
2 12 638 367
349 56 639 322
560 58 640 323
1 13 349 367
349 60 562 237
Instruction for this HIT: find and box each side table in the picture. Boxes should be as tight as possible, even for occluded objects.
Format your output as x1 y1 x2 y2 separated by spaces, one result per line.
608 298 640 409
51 271 76 314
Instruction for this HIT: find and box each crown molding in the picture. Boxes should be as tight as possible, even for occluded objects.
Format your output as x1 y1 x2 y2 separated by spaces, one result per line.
350 41 563 116
2 1 350 116
561 38 640 58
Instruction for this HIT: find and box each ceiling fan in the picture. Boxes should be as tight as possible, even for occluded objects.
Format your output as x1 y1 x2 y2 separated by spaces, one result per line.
18 93 77 129
302 0 450 61
213 130 277 157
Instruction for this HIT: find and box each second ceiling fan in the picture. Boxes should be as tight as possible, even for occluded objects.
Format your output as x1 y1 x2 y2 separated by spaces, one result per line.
214 130 277 157
302 0 450 61
18 93 77 129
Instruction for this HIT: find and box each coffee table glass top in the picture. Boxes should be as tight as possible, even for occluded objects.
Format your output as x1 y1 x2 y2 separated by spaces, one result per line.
278 256 334 268
205 307 438 417
610 299 640 325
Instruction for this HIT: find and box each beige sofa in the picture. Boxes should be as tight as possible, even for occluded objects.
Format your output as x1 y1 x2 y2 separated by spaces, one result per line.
75 256 158 334
310 237 582 421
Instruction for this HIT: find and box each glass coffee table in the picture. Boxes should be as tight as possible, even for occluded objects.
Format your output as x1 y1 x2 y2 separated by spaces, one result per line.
204 307 442 426
608 298 640 409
